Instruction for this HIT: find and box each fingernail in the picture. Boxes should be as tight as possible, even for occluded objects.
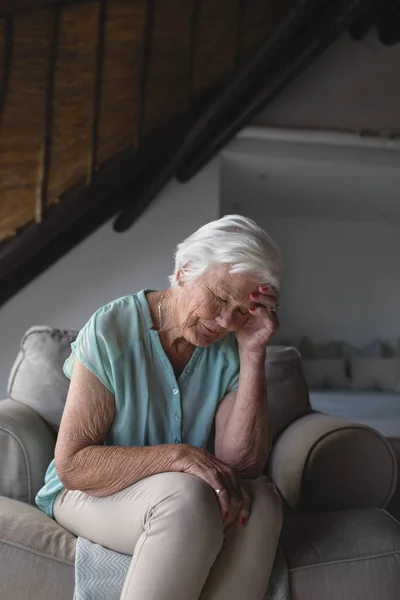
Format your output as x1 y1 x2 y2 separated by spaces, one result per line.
251 293 260 298
261 285 269 289
240 517 246 526
249 307 256 312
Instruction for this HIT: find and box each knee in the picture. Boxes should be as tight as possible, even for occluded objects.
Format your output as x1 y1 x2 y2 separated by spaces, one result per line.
162 473 224 547
247 478 283 539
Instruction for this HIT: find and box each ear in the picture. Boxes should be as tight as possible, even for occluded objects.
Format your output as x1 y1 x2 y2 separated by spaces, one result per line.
176 263 191 286
176 267 184 286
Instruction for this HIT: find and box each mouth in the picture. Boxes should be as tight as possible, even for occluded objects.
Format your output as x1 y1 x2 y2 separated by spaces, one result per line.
202 324 221 335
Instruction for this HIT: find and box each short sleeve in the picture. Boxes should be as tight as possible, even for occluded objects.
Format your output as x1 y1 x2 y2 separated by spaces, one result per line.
226 364 240 393
63 304 117 394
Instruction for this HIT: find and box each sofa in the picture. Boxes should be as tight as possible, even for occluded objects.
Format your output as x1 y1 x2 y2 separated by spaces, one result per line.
1 325 400 600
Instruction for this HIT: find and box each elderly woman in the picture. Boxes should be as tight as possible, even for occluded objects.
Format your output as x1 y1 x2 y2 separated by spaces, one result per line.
36 214 283 600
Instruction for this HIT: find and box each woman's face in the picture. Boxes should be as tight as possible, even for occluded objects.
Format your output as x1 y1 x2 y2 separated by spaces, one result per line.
177 264 260 347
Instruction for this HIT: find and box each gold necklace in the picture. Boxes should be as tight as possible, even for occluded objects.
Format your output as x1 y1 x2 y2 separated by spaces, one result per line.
158 293 165 339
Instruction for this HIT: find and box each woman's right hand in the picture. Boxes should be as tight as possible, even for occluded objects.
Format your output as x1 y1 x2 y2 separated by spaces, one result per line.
177 446 250 530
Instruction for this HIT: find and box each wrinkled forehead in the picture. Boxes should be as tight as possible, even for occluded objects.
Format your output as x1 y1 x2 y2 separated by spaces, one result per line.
206 264 260 303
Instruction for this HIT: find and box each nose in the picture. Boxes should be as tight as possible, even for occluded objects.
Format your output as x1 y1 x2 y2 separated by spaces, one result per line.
215 308 241 332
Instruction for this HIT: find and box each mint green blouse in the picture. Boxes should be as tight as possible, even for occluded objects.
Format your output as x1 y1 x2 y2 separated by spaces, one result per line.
36 290 240 517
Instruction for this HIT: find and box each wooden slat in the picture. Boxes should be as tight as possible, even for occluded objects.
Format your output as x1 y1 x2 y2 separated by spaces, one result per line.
97 0 147 166
0 11 53 242
191 0 240 101
238 0 293 65
142 0 194 134
46 2 98 205
0 0 91 16
0 20 7 109
37 8 60 223
0 18 12 128
89 0 106 180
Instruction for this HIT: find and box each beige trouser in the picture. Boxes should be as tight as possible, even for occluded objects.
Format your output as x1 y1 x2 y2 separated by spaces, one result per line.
53 472 282 600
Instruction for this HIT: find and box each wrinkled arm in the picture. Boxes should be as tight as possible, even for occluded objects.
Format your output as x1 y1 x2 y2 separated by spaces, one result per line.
55 359 188 497
214 353 271 479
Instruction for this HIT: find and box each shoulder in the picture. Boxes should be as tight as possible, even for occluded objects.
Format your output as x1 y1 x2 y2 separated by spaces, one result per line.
80 292 149 360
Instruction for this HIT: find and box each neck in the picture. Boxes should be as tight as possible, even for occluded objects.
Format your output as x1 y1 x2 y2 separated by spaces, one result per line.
157 288 192 352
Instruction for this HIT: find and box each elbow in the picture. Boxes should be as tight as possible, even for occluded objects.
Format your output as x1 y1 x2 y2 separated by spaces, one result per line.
234 447 272 479
54 447 80 490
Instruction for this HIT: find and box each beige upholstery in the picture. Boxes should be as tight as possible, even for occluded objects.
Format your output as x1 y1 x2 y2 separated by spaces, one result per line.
0 496 75 600
268 412 397 512
265 346 311 440
7 326 77 432
0 398 56 504
282 509 400 600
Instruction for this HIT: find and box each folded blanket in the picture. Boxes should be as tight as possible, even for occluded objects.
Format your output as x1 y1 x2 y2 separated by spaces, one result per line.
73 536 289 600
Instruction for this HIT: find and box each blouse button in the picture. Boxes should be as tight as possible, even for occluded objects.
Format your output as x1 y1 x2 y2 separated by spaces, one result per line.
174 438 181 444
175 413 182 421
173 388 179 395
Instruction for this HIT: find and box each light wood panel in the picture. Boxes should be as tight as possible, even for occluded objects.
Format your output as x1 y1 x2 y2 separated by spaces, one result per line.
46 2 98 204
0 11 52 240
97 0 147 165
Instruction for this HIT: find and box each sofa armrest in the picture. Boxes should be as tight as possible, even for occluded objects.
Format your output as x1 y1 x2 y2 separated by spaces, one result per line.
267 412 397 513
0 398 56 504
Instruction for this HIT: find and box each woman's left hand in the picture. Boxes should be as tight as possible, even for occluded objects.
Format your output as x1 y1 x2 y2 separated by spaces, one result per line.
235 285 279 356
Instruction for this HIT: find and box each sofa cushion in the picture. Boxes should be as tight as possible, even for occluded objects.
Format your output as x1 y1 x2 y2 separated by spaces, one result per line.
0 496 75 600
282 509 400 600
266 346 311 439
350 357 400 391
301 358 350 389
0 399 56 504
7 326 77 431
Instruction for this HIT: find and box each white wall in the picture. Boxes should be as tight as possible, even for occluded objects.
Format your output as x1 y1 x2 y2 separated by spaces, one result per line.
245 215 400 346
255 33 400 133
0 158 220 397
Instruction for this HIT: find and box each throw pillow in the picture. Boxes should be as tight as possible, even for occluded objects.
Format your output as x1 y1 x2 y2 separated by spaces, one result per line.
350 358 400 391
298 336 340 359
7 326 77 431
302 358 350 389
341 339 383 359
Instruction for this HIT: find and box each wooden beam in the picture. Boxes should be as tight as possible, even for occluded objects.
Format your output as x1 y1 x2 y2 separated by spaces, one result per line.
114 0 324 231
177 0 373 183
37 8 60 223
0 0 91 17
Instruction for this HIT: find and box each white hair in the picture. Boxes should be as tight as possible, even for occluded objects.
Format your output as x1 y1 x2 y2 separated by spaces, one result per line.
169 214 283 290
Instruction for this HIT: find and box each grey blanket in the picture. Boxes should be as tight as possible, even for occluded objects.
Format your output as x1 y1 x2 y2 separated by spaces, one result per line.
73 536 289 600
